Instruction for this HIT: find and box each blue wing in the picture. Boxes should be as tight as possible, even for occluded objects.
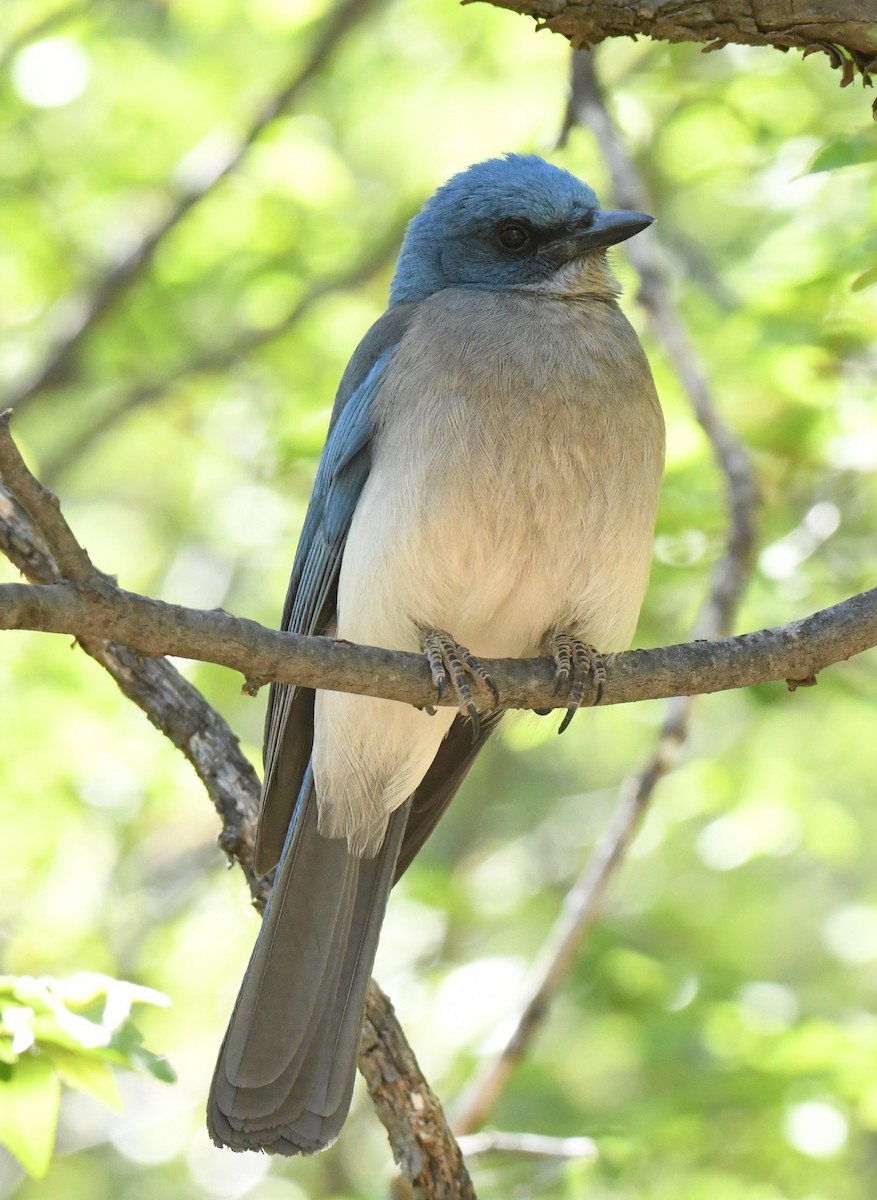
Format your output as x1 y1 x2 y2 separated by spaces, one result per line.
255 303 416 873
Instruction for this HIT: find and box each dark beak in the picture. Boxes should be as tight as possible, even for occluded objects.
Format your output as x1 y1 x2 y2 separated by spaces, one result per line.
539 209 655 266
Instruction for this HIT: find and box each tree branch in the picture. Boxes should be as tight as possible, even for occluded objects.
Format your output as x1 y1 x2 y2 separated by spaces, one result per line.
485 0 877 100
1 385 865 722
562 48 759 637
362 983 476 1200
1 572 874 708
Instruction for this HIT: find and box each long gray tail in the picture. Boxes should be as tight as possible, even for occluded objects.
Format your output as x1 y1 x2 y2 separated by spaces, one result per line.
207 770 409 1154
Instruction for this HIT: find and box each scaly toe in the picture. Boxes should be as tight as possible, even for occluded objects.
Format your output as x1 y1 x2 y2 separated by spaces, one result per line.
548 632 573 696
456 644 500 705
548 633 606 734
425 639 448 700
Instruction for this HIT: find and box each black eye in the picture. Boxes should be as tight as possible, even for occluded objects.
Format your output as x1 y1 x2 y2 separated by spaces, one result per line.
496 220 533 253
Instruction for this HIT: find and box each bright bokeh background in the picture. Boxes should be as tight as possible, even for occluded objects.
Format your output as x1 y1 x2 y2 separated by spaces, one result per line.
1 0 877 1196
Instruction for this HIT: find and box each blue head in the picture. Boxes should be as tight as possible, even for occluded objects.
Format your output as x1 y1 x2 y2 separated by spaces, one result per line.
389 154 653 306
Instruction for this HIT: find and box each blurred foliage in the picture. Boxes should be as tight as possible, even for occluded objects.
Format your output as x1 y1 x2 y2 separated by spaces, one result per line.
0 974 172 1177
1 0 876 1198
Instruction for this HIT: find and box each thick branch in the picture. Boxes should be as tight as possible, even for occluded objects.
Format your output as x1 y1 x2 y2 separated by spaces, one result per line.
361 984 476 1199
0 372 866 715
486 0 877 86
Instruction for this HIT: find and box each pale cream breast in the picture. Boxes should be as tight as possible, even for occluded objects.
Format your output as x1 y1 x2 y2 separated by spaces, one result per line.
339 286 664 657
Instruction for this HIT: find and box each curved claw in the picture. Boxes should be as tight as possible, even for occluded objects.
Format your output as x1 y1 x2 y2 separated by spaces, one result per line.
422 629 497 743
466 702 481 741
557 707 576 735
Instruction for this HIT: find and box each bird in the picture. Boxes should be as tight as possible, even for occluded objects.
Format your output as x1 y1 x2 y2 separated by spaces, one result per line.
207 153 665 1155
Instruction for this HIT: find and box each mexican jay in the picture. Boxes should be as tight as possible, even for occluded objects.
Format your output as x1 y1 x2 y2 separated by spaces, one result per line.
208 154 665 1154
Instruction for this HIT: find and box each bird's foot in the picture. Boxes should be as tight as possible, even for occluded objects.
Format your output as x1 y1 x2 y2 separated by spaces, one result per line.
422 629 499 741
547 632 606 734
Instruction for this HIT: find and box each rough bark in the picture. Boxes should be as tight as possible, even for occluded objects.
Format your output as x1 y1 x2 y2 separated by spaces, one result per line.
484 0 877 92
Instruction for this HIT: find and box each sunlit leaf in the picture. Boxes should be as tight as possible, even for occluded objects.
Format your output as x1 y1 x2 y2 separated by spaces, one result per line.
43 1047 123 1112
851 264 877 292
0 1054 60 1178
805 134 877 173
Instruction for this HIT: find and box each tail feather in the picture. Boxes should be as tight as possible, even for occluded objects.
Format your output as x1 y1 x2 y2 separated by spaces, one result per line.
208 770 409 1154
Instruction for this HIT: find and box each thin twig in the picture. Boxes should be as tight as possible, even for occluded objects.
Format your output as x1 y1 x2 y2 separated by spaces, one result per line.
5 0 382 411
40 226 402 485
457 1131 596 1160
452 48 758 1135
452 713 686 1133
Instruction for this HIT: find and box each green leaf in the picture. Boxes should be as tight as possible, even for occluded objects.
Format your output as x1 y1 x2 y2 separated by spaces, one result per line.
0 1002 35 1056
27 1015 103 1055
851 264 877 292
109 1021 176 1083
806 135 877 174
42 1047 123 1112
129 1045 176 1084
0 1054 60 1178
54 972 170 1028
2 975 171 1059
